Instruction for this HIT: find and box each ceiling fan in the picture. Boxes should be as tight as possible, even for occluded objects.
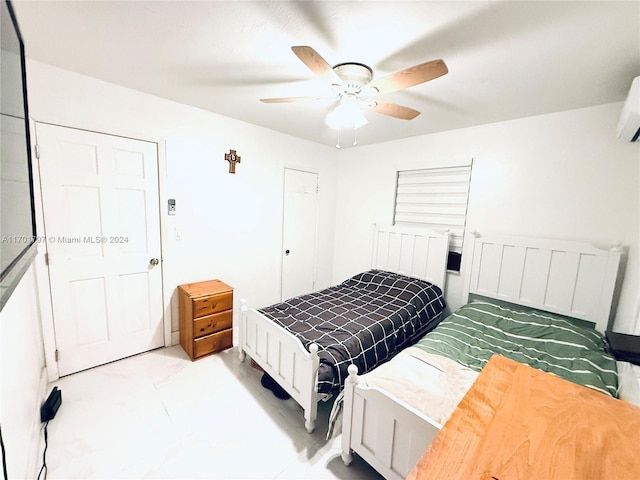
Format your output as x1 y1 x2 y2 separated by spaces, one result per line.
260 46 448 126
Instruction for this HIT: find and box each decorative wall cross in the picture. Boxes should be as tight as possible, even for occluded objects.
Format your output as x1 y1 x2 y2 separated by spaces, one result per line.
224 149 241 174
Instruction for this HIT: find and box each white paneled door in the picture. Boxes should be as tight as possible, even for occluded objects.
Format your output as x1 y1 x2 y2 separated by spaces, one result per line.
281 168 319 300
36 123 164 376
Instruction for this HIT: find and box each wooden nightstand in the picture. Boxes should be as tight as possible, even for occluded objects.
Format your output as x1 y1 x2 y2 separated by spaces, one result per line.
178 279 233 360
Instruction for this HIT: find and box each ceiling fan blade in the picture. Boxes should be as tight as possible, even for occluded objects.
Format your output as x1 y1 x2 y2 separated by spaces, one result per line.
291 46 344 86
367 59 448 95
370 101 421 120
260 96 335 103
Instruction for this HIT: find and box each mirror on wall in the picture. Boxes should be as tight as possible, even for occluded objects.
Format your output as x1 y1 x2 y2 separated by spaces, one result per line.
1 0 38 310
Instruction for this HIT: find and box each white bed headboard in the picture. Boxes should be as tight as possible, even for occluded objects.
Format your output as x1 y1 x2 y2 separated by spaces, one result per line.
464 233 622 332
371 225 450 290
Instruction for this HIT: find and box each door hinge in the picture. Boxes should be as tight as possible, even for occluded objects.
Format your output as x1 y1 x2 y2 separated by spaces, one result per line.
44 252 49 265
35 144 40 159
54 349 59 362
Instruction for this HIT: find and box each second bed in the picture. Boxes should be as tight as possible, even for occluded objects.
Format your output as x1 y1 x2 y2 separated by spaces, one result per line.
338 232 628 479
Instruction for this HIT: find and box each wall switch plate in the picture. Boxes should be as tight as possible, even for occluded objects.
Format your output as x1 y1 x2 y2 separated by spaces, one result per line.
168 199 176 215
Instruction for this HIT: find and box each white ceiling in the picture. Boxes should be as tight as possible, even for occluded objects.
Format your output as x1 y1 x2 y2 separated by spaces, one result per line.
12 0 640 148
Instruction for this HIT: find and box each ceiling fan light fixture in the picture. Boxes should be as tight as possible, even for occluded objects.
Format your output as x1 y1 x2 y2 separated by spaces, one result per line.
325 101 369 130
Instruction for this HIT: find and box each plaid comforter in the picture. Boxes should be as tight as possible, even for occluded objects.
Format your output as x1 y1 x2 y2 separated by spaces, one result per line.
259 270 446 394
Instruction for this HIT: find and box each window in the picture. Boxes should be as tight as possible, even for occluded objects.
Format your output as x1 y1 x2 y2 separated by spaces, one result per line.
393 162 473 272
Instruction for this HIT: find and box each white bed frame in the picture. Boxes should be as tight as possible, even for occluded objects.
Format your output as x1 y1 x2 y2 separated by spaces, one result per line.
341 233 623 480
238 225 450 433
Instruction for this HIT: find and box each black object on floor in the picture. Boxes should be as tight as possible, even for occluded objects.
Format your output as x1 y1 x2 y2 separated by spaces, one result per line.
260 373 291 400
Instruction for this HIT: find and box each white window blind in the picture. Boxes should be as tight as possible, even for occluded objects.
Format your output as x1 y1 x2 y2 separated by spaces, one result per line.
393 164 472 252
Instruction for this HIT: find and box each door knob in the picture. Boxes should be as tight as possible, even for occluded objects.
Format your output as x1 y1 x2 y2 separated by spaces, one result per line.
285 250 290 256
150 258 160 266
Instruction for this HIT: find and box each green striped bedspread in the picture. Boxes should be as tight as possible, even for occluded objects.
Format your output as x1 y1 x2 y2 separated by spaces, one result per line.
414 301 618 397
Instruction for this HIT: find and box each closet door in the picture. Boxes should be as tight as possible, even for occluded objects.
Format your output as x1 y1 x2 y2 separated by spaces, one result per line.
281 168 319 300
37 123 164 376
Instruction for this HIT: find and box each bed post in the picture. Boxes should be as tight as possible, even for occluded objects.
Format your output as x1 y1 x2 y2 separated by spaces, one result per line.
599 243 623 331
302 343 320 433
341 364 358 466
238 298 247 361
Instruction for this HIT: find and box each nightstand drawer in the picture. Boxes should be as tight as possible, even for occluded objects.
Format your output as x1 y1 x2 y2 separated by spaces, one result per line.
193 328 232 357
193 310 232 338
192 291 233 318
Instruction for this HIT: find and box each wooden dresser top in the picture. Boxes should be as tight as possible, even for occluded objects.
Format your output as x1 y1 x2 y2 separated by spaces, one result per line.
178 279 233 298
408 354 640 480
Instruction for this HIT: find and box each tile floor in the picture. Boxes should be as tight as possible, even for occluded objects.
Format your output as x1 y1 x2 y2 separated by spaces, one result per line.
39 345 384 479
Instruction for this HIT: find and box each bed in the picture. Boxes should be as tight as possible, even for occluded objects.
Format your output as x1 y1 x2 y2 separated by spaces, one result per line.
339 232 627 480
238 225 450 432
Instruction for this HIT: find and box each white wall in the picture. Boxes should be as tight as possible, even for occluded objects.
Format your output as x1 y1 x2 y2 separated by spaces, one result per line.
0 265 47 479
25 60 339 340
333 103 640 334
